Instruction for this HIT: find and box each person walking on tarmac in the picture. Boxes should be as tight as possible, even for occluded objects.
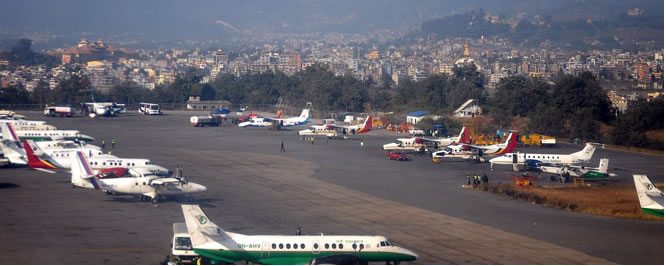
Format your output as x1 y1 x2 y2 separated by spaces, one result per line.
280 141 286 152
466 175 471 186
310 137 315 145
101 139 106 150
482 173 489 190
111 138 116 149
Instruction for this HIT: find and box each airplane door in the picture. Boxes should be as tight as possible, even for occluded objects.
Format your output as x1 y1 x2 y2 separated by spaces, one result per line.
512 154 518 164
261 242 270 258
312 240 320 254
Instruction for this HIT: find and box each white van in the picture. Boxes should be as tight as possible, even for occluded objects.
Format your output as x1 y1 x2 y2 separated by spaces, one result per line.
139 103 161 115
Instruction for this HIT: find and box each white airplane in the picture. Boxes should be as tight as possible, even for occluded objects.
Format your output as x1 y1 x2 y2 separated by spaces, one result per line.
633 175 664 218
419 127 470 148
540 158 616 183
24 139 169 175
11 126 95 142
71 152 206 204
0 118 47 127
180 204 419 265
298 116 372 137
489 143 602 171
239 109 310 128
431 132 518 161
8 124 58 131
382 137 427 152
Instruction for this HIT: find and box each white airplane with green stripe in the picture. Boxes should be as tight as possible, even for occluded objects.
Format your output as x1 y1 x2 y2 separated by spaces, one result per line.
633 175 664 218
181 204 419 265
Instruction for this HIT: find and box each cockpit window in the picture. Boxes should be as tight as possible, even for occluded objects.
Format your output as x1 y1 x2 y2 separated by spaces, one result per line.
174 237 193 250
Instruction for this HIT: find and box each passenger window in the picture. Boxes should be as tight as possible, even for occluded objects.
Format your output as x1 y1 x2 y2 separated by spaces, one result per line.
293 243 298 249
271 243 276 249
331 244 336 249
300 244 305 249
325 244 329 249
360 244 364 249
279 244 283 249
353 244 357 249
339 244 343 249
313 243 318 249
286 244 291 249
380 242 386 247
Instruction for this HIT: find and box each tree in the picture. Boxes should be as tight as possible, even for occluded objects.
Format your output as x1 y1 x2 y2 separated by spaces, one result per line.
52 69 94 104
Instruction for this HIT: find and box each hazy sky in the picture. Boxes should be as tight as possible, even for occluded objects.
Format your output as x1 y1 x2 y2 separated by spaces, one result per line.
0 0 662 43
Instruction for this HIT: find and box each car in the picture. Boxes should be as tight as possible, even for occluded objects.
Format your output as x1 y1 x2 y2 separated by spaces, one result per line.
385 151 409 161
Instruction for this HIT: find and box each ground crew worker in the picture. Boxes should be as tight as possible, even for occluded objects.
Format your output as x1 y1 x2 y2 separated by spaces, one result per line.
178 166 183 178
310 137 315 145
101 139 106 150
296 226 302 235
111 139 116 149
108 150 112 155
360 141 364 149
280 141 286 152
466 175 471 185
482 173 489 190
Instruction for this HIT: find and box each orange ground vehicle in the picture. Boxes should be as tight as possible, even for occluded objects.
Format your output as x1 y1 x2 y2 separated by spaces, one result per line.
509 174 538 187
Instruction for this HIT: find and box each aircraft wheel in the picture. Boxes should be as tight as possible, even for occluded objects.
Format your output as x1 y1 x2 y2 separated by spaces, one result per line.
151 197 159 205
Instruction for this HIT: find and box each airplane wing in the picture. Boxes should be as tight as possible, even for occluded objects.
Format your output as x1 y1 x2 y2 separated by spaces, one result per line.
149 177 182 186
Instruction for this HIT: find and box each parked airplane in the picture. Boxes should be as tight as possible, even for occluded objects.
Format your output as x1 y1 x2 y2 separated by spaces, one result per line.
12 128 95 142
71 152 206 204
24 140 169 175
431 132 517 161
540 158 616 183
0 118 47 127
8 124 58 131
632 175 664 218
420 127 470 148
180 204 419 265
382 137 427 152
298 116 372 137
488 143 602 171
239 109 310 128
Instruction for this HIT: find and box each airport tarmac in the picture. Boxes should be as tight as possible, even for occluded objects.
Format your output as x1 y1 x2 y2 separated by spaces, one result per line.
0 111 663 264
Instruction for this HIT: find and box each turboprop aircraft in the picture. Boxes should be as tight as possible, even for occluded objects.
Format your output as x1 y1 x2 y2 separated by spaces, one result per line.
298 116 372 137
12 127 95 142
633 175 664 218
489 143 602 171
180 204 419 265
419 127 470 148
430 132 517 161
0 118 47 127
239 109 310 128
24 139 169 175
540 158 616 183
71 152 206 204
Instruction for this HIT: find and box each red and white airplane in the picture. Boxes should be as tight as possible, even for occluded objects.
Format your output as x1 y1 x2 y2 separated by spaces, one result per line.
298 116 372 137
431 132 518 160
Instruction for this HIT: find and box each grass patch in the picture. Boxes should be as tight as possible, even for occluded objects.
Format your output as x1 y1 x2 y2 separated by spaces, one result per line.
478 183 664 221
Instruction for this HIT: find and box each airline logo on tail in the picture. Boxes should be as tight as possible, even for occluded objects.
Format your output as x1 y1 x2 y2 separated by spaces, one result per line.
458 127 470 144
72 151 101 190
356 116 373 134
23 139 58 169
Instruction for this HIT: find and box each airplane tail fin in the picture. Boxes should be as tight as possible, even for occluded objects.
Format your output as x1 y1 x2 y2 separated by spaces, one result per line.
632 175 664 217
23 139 58 169
598 158 609 174
0 138 26 165
356 116 372 134
276 110 283 119
458 127 470 144
181 204 230 247
1 123 20 144
300 109 310 120
502 132 518 153
570 143 601 162
70 151 100 189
